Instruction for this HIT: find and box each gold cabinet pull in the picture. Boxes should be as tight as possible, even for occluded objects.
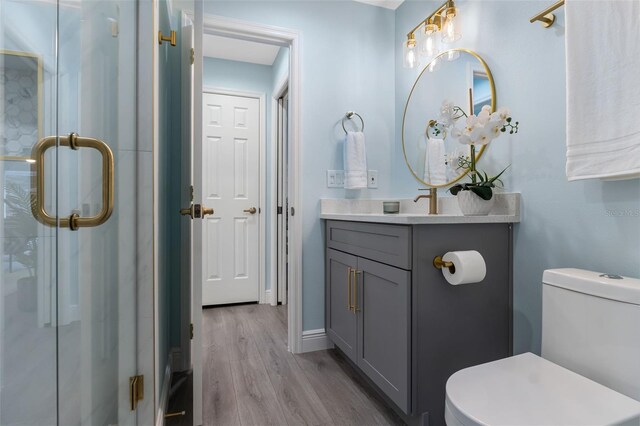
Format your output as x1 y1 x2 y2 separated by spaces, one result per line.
31 133 114 231
243 207 257 214
347 267 353 311
353 270 362 312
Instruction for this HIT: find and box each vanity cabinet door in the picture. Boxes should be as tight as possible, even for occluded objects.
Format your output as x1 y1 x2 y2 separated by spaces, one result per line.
326 249 358 362
356 257 411 414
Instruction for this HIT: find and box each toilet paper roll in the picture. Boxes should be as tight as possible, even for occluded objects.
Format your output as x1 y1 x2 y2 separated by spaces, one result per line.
441 250 486 285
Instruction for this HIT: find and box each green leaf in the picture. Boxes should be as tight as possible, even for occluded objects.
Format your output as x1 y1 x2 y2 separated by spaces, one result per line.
449 184 464 195
488 165 510 184
470 185 493 200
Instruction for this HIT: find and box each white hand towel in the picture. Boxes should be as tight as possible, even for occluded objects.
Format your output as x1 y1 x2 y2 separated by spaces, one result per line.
344 131 367 189
566 0 640 181
423 138 447 185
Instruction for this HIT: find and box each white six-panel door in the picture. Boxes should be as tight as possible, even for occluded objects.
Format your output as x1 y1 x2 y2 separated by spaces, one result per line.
202 92 260 306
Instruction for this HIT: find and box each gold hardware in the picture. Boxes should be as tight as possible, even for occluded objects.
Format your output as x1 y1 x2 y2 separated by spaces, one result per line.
129 375 144 411
347 267 353 311
402 49 494 188
180 206 194 218
353 270 361 312
31 133 114 230
433 256 456 274
243 207 257 214
190 48 195 65
414 188 438 215
405 0 458 46
180 204 214 219
190 323 194 340
530 0 564 28
158 30 177 46
165 411 186 419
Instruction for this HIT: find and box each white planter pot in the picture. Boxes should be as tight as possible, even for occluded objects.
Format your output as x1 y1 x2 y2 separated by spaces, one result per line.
457 190 495 216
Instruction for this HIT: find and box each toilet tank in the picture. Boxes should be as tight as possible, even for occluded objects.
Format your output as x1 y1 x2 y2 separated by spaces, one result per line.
542 268 640 401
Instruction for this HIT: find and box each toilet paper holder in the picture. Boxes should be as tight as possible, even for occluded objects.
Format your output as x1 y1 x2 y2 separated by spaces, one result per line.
433 256 456 274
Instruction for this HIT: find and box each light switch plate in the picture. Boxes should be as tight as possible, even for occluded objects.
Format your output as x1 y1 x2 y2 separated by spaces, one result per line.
327 170 345 188
367 170 378 188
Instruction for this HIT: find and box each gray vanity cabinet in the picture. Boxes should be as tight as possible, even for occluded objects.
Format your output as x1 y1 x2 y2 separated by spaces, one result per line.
325 219 513 426
326 220 413 413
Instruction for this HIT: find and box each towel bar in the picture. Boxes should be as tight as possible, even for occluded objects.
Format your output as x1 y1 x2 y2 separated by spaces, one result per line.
530 0 564 28
342 111 365 134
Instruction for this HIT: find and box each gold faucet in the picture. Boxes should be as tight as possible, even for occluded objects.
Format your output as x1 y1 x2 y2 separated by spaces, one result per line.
413 188 438 215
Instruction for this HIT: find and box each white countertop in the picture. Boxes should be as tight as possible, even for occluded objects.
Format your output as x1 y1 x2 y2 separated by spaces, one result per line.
320 193 520 225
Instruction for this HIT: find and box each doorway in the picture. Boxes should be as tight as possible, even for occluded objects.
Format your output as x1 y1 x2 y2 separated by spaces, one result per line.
186 13 303 426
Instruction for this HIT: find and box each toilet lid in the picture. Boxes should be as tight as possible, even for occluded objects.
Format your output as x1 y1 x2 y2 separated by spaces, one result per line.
445 353 640 426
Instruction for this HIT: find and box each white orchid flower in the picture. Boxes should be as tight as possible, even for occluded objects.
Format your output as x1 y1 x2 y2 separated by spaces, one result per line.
488 120 503 138
457 134 472 145
496 107 510 121
477 108 491 125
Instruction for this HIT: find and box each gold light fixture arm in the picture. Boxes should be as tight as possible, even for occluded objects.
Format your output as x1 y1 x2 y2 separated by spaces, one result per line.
530 0 564 28
406 0 455 38
31 133 114 231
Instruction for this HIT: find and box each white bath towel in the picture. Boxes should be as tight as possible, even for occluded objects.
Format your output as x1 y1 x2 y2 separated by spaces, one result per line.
565 0 640 181
344 131 367 189
423 138 447 185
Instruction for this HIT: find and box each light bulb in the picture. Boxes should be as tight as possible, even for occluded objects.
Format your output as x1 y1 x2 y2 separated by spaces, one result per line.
441 7 462 44
420 23 439 58
403 35 418 69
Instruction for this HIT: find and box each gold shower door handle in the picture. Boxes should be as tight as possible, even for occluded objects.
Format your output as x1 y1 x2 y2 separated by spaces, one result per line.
31 133 114 231
243 207 257 214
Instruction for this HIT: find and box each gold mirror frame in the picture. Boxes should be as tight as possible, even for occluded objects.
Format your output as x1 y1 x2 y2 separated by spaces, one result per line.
401 48 496 188
0 49 43 163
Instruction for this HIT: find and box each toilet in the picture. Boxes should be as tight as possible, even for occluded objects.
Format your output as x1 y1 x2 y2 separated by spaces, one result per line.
445 268 640 426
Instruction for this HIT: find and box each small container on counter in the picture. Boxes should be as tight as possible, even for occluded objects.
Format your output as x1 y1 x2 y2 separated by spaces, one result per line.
383 201 400 214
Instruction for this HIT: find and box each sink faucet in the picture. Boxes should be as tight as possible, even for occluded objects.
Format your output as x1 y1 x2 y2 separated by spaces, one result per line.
413 188 438 215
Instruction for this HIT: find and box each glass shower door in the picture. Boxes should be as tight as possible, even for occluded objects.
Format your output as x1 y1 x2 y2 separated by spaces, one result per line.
1 0 139 424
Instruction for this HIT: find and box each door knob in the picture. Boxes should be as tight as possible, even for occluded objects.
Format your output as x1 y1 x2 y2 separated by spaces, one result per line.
180 204 214 219
243 207 257 214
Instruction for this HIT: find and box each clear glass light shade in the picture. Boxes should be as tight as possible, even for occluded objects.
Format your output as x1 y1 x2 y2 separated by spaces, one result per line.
420 24 439 57
441 10 462 44
403 38 419 69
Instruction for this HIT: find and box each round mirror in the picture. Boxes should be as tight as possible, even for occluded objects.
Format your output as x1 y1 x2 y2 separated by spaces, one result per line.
402 49 496 187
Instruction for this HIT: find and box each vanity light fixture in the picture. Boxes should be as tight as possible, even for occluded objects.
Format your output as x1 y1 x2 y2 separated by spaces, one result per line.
403 0 462 69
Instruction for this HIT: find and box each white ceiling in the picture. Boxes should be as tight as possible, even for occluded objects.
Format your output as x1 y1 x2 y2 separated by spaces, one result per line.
353 0 404 10
203 34 281 66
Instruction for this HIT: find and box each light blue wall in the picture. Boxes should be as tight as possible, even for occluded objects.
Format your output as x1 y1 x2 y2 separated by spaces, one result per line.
204 1 397 331
203 56 276 291
271 46 289 90
394 1 640 354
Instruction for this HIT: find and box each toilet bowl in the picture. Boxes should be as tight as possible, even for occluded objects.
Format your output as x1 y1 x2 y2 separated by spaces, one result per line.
444 269 640 426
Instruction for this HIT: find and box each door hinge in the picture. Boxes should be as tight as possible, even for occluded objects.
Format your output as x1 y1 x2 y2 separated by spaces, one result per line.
129 375 144 411
190 48 195 65
190 323 194 340
277 206 283 215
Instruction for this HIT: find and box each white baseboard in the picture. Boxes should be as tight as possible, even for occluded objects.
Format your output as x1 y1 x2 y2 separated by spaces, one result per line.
156 352 173 426
301 328 333 353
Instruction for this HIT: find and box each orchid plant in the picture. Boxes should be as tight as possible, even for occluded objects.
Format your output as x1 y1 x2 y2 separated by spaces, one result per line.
438 101 519 200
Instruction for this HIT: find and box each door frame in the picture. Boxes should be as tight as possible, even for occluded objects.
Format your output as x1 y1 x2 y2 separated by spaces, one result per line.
272 78 288 306
201 86 267 305
196 14 303 353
